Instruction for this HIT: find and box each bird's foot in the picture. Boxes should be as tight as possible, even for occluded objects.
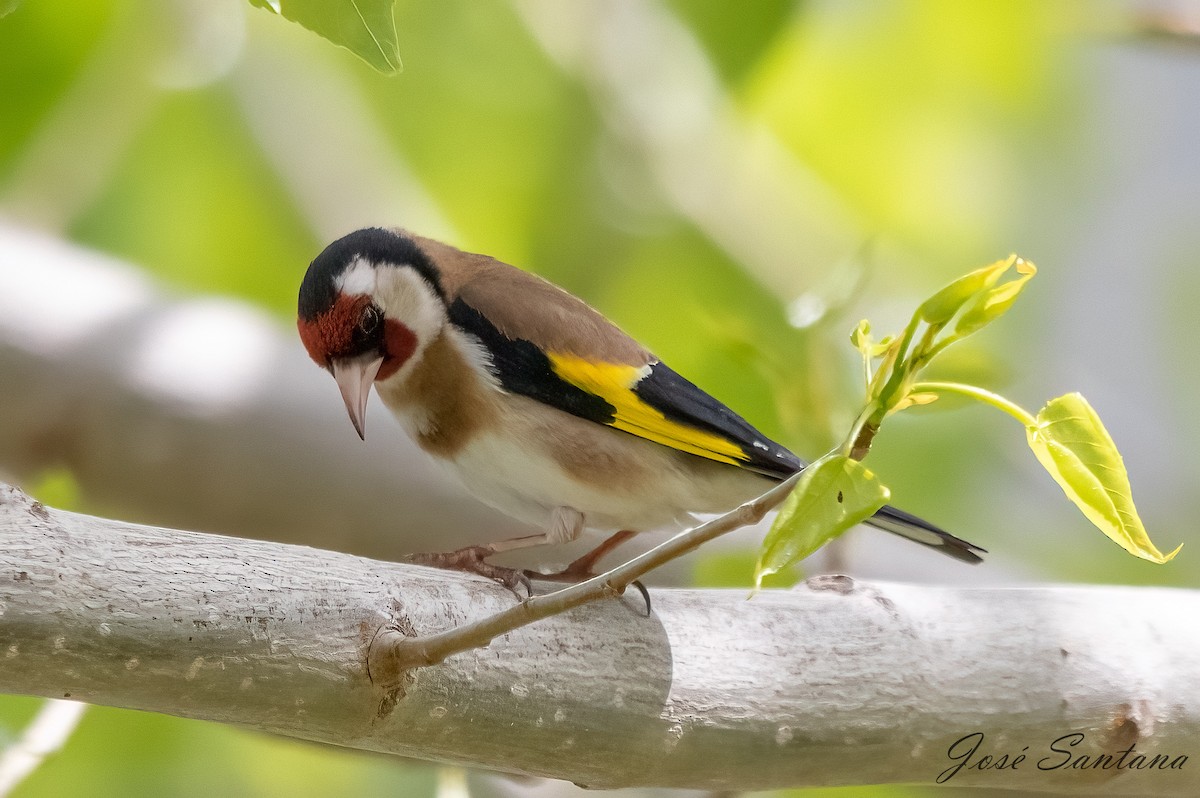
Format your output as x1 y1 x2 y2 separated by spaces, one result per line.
404 545 533 598
523 530 650 614
523 562 652 615
522 557 606 585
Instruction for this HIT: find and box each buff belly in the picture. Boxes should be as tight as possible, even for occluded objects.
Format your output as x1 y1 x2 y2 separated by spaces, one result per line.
443 394 775 535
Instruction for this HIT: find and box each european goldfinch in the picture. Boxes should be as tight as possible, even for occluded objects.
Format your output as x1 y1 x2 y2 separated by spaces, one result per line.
297 227 983 589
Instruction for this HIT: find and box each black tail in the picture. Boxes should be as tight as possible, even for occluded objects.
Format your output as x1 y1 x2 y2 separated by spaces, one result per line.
865 503 985 564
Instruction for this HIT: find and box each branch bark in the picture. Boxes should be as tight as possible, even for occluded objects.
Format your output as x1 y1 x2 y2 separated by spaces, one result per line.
1 483 1196 794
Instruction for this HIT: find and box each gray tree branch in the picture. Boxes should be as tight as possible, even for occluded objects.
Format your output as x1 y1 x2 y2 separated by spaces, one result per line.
1 482 1196 794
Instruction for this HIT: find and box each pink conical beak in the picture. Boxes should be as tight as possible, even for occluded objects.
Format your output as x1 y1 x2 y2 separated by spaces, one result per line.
331 355 384 440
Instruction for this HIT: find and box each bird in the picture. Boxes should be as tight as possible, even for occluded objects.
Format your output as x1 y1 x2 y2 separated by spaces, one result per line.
297 227 984 592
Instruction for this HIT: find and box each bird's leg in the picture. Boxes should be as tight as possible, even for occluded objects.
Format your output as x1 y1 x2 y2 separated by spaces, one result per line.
524 529 637 583
402 507 587 597
524 529 650 614
486 506 585 553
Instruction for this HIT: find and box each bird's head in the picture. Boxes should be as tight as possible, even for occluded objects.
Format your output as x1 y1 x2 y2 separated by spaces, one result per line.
297 227 446 439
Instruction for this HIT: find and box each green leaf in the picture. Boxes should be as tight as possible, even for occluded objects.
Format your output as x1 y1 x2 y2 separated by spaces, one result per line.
953 257 1036 338
1026 392 1180 564
0 0 19 19
755 453 891 587
916 256 1012 325
248 0 402 74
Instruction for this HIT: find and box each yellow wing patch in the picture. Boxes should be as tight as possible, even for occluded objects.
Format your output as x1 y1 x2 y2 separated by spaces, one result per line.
548 353 748 466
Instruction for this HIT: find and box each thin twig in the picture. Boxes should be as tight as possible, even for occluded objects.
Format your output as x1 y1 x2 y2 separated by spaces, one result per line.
373 473 803 674
0 700 87 797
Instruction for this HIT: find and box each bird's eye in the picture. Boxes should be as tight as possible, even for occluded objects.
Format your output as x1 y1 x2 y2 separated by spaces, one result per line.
358 305 382 336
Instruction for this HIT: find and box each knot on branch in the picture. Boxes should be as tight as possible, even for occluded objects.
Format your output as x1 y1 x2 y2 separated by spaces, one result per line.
805 573 858 594
1102 700 1154 755
364 601 419 720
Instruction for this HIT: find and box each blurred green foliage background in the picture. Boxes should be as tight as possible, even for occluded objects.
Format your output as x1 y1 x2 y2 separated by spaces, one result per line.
2 0 1198 795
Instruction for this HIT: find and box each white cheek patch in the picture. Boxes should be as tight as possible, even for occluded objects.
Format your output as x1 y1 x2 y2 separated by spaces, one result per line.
376 265 444 344
366 263 448 389
333 259 446 386
334 258 377 296
335 258 442 345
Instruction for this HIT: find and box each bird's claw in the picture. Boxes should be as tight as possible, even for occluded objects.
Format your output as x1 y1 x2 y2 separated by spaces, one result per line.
404 545 533 599
629 579 651 616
